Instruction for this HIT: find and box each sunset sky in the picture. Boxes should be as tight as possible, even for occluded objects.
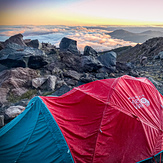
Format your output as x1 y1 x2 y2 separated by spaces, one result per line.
0 0 163 26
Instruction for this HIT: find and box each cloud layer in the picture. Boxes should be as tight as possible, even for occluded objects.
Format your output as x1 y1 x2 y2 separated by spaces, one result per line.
0 25 137 52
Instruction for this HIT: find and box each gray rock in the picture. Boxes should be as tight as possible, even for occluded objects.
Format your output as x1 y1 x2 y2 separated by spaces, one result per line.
47 75 57 91
5 105 25 120
63 70 82 80
32 77 47 89
81 56 103 72
26 39 42 49
59 37 79 55
28 56 48 69
4 33 26 47
84 46 98 57
51 84 71 96
98 51 117 72
0 115 4 127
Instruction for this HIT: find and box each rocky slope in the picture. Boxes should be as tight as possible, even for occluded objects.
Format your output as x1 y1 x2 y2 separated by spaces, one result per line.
0 34 163 127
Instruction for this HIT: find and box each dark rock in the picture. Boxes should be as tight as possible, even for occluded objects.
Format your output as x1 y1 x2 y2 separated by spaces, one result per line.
0 43 45 69
4 33 26 47
59 37 79 55
84 46 98 57
81 56 103 72
28 56 48 69
51 84 71 96
98 51 117 72
59 51 81 71
63 70 82 80
0 42 5 51
26 39 42 49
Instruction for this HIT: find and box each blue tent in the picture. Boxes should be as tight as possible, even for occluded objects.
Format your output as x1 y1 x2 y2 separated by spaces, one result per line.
0 97 74 163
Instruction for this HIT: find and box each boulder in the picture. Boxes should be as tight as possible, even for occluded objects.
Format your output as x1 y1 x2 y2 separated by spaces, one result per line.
4 33 26 47
98 51 117 72
28 56 48 69
0 43 45 69
0 67 38 105
84 46 98 57
26 39 42 49
81 56 103 72
5 105 25 120
32 77 47 89
63 70 82 80
46 75 57 91
59 37 79 55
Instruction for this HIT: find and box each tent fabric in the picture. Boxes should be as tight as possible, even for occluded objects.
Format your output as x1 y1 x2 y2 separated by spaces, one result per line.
0 75 163 163
0 97 74 163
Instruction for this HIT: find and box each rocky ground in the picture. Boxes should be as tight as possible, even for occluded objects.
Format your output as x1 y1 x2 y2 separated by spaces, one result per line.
0 34 163 127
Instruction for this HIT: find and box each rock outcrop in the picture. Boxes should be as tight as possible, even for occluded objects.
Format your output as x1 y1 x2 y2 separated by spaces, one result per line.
98 51 117 72
0 67 38 105
59 37 79 55
84 46 98 58
4 33 26 47
0 43 46 69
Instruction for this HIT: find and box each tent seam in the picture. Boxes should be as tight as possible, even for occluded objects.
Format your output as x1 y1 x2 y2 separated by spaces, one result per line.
39 97 74 163
14 97 40 162
91 77 120 162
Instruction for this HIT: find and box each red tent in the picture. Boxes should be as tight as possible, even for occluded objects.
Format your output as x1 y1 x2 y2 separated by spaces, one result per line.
0 75 163 162
41 75 163 162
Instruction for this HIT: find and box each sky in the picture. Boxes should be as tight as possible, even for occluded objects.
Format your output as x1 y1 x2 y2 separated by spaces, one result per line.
0 0 163 26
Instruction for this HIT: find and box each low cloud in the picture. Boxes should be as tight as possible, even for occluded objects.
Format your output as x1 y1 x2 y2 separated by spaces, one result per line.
0 25 137 52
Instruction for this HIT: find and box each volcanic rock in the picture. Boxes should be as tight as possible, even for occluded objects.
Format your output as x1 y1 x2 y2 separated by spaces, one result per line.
26 39 42 49
84 46 98 57
4 33 26 47
59 37 79 55
98 51 117 72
